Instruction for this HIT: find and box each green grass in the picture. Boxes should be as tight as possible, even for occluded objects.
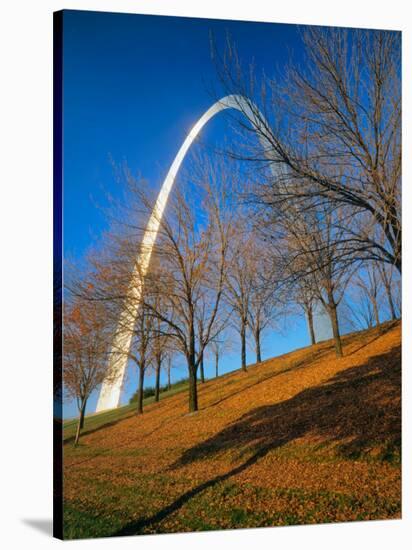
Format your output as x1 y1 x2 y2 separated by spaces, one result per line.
63 380 189 442
63 475 401 539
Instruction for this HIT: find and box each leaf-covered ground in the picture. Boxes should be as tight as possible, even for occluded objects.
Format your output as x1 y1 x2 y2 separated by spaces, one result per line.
63 322 401 539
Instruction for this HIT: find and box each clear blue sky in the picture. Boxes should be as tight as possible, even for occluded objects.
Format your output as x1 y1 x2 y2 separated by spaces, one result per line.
62 10 316 418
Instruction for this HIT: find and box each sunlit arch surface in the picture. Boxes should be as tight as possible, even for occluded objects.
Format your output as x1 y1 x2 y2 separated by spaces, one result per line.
96 95 275 412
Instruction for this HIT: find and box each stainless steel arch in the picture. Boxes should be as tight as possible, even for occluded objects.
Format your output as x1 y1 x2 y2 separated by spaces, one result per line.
96 95 274 412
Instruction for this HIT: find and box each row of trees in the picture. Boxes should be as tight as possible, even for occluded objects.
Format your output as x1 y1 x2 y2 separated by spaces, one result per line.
63 25 401 444
212 25 401 354
65 157 285 427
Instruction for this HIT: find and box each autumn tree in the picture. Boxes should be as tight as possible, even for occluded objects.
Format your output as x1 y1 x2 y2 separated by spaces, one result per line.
70 231 160 416
63 297 113 445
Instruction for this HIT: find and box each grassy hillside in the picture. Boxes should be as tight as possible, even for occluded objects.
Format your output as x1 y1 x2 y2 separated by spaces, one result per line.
63 321 401 539
63 379 190 442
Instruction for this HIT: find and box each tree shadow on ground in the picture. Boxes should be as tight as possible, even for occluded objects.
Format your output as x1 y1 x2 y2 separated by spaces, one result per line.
65 338 333 450
176 344 401 465
63 389 189 446
63 415 135 446
112 344 400 536
65 322 397 446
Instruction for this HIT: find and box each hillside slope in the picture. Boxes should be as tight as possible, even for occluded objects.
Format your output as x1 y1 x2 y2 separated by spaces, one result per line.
63 321 401 539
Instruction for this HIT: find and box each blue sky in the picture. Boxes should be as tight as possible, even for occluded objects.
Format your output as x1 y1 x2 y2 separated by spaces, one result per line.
62 10 316 418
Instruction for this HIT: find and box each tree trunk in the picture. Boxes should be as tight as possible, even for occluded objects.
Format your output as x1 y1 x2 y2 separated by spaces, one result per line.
388 292 397 321
306 305 316 345
188 366 198 412
74 399 86 446
240 321 247 371
79 397 87 429
384 282 397 321
154 358 161 402
378 263 398 321
215 351 219 378
137 364 145 415
328 303 343 357
254 327 262 363
371 296 380 328
188 324 198 412
199 352 205 383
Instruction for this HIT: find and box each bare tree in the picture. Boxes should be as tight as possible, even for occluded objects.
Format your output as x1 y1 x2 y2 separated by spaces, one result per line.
376 261 399 321
225 223 256 371
129 299 155 414
213 27 401 273
150 292 172 402
353 262 384 328
292 277 318 345
197 315 207 383
276 200 355 357
124 157 234 413
164 349 177 391
247 237 282 363
209 331 233 378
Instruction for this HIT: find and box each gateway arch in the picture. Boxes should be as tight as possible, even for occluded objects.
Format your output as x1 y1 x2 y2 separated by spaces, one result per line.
96 95 331 412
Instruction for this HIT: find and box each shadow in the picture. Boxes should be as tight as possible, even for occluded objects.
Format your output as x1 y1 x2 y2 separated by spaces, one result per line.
196 321 398 411
112 344 400 536
66 348 331 468
176 344 401 467
67 346 332 468
22 519 53 536
63 410 143 445
176 346 401 468
64 384 193 445
64 322 399 445
113 446 270 537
